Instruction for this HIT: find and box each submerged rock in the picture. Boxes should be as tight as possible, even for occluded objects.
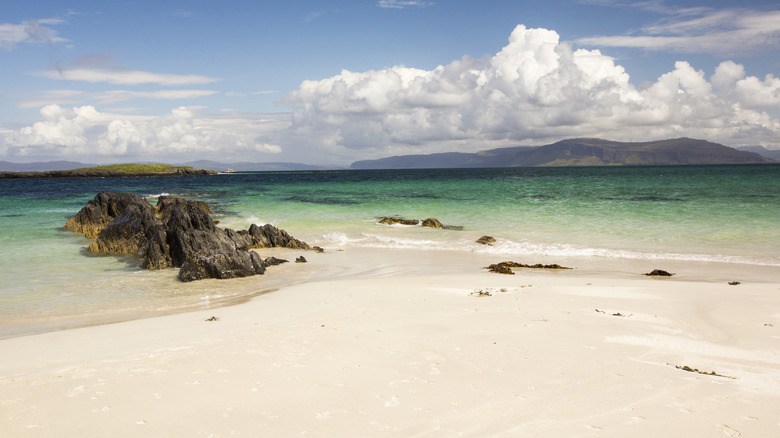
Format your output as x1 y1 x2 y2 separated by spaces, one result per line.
421 218 444 228
379 217 419 226
378 216 450 228
65 192 321 281
262 256 289 267
476 235 496 245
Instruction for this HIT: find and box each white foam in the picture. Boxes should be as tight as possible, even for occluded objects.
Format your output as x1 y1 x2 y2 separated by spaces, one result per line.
318 232 364 246
316 231 780 266
245 216 268 226
474 238 780 266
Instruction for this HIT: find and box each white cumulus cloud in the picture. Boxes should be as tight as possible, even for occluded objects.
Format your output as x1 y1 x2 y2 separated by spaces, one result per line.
278 24 780 159
1 105 287 161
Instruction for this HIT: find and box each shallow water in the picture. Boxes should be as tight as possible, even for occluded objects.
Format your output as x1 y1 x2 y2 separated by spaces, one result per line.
1 165 779 337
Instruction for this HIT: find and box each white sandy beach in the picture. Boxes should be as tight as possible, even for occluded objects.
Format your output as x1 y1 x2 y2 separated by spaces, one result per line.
1 247 779 437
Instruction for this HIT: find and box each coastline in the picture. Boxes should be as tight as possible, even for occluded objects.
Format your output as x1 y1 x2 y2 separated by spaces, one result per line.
2 247 779 436
0 167 217 179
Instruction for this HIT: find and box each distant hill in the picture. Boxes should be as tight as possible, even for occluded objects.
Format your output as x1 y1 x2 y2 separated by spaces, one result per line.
0 160 96 172
182 160 331 172
350 138 776 169
737 145 780 161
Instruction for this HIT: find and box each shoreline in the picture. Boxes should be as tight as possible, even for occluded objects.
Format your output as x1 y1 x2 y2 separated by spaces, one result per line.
2 245 778 340
0 247 319 341
2 246 779 436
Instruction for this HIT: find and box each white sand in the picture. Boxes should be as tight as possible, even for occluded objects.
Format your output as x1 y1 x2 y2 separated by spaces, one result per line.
1 248 779 437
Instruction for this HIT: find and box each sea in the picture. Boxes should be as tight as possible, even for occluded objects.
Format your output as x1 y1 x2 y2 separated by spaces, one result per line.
1 165 779 338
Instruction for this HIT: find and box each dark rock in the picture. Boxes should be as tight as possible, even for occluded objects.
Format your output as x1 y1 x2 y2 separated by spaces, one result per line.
242 223 322 252
162 199 234 268
64 192 154 239
156 195 212 218
141 227 173 270
525 263 570 269
476 235 496 245
379 217 419 226
378 216 450 228
296 256 307 263
87 206 172 268
421 218 444 228
485 261 571 274
486 263 516 275
65 192 319 282
263 257 289 267
179 251 265 282
645 269 674 277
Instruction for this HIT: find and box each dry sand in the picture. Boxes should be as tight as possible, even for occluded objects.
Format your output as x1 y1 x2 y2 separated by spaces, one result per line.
1 248 779 437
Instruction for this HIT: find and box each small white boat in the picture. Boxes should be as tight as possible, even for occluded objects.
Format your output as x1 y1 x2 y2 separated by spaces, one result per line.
224 168 236 173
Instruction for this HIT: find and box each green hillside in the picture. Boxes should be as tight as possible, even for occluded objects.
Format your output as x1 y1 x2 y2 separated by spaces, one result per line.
71 164 197 173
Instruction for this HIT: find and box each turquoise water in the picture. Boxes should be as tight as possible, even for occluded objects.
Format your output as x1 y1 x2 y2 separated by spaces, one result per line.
1 165 779 337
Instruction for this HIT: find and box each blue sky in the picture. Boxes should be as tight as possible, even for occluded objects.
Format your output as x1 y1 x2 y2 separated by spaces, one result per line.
1 0 779 165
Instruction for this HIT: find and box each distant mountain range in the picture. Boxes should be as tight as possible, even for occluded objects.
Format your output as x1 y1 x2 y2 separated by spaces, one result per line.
350 138 776 169
0 160 98 172
180 160 329 172
1 138 776 172
736 145 780 161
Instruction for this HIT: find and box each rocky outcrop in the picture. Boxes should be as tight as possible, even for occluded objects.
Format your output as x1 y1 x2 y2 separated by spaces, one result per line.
64 192 155 239
65 192 322 281
179 251 266 282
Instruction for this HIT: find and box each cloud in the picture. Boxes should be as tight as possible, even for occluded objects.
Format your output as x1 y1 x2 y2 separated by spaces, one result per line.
378 1 434 9
279 24 780 159
1 105 288 161
0 18 67 49
17 89 219 108
577 8 780 55
34 68 221 86
5 24 780 164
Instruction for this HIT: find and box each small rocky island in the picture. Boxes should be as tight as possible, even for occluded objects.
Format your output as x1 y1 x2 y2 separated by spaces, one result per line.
1 164 217 179
65 192 322 281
